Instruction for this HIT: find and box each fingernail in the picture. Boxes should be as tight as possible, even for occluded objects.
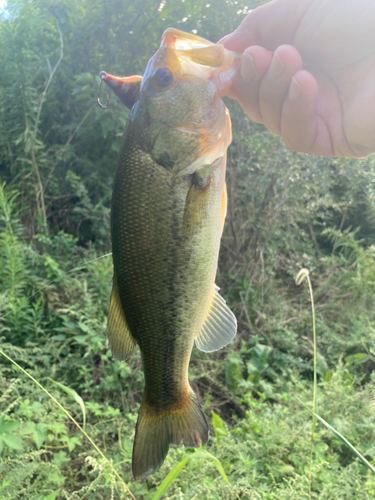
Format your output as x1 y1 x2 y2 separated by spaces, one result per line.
240 53 256 83
267 50 284 81
289 76 302 101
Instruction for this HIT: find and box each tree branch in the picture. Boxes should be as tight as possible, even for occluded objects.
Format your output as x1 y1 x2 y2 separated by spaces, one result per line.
30 20 64 229
33 21 64 139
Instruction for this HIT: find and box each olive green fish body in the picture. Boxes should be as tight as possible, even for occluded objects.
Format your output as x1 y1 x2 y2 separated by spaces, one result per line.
105 29 239 480
112 127 225 412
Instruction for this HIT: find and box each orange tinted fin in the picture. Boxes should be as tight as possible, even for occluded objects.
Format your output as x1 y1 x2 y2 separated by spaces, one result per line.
195 285 237 353
221 181 227 237
100 72 142 109
183 45 225 67
132 390 209 480
107 277 137 360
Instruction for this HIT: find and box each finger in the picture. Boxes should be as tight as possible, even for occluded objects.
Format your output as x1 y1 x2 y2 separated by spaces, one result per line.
258 45 302 135
228 46 273 123
282 71 351 157
281 70 325 154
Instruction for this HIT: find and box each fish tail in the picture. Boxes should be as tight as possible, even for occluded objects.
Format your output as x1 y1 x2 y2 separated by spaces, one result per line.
132 389 209 480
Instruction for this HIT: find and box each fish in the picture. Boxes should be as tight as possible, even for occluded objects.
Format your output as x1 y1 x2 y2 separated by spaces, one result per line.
100 29 239 480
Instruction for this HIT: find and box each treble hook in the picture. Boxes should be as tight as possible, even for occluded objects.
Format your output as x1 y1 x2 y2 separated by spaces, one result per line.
97 71 110 109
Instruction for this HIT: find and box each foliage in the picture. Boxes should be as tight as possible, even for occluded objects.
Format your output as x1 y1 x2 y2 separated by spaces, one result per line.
1 0 375 499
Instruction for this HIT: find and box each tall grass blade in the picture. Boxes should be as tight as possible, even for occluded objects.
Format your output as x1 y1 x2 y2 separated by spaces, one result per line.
151 457 190 500
296 397 375 474
48 378 86 430
313 411 375 474
150 447 229 500
296 268 317 500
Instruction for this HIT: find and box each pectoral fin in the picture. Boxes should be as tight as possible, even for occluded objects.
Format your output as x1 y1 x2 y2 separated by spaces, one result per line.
107 278 136 360
195 285 237 352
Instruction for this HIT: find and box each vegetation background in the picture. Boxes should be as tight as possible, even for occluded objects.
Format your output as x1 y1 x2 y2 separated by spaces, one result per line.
1 0 375 498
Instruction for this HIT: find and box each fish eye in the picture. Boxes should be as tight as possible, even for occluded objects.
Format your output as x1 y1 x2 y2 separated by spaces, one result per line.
152 67 174 89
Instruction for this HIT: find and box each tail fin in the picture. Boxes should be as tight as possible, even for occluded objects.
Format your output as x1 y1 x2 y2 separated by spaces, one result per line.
132 389 209 480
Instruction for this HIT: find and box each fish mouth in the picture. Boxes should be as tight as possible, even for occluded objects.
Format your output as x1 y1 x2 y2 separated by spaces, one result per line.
142 28 241 98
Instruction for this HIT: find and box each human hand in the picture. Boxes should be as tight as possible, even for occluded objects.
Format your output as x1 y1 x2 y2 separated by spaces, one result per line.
220 0 375 158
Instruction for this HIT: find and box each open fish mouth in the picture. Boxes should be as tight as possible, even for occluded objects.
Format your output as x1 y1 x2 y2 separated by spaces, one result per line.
142 28 241 98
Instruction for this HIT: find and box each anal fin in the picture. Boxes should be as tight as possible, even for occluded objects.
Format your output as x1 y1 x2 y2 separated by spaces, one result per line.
195 285 237 352
107 277 136 360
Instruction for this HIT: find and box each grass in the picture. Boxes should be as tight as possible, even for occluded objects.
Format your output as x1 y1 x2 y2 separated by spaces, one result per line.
0 348 136 500
1 148 375 498
1 261 374 499
296 267 375 499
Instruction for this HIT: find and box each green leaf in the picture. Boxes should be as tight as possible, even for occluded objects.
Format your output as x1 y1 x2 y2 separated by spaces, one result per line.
73 335 86 344
31 402 44 414
52 334 66 341
52 450 69 468
0 479 12 491
0 416 20 434
211 411 227 439
345 353 369 365
151 457 190 500
61 435 82 452
2 434 23 450
111 140 121 152
253 344 272 362
225 362 242 391
324 370 332 382
49 470 66 486
21 421 36 434
33 424 47 449
39 490 61 500
48 378 86 429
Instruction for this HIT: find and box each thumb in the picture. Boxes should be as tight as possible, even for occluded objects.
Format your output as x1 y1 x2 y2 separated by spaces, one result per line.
219 0 310 53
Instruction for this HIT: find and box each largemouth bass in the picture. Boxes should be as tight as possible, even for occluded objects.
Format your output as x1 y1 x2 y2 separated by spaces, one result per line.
100 29 239 480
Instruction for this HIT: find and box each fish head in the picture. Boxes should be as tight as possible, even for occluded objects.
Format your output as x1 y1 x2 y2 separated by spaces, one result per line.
103 29 240 176
137 29 240 175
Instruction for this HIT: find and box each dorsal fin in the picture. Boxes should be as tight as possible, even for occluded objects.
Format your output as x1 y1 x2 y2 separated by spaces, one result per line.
107 277 137 360
195 285 237 352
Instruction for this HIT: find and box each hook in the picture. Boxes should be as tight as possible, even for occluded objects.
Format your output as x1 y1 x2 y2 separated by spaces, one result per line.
97 71 110 109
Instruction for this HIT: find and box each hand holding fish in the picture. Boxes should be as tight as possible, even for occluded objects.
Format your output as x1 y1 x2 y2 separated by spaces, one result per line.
220 0 375 158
